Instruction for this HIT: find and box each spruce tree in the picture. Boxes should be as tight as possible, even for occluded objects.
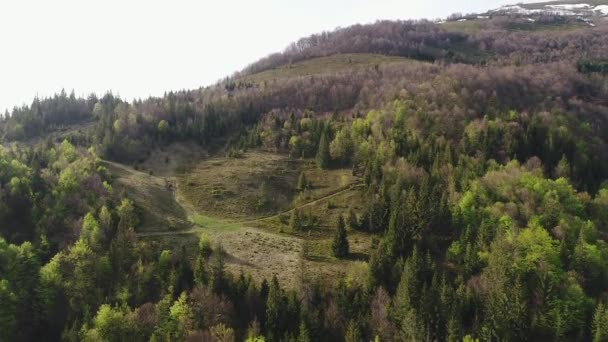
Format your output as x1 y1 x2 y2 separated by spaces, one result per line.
210 244 226 294
593 303 608 342
316 129 330 169
344 320 361 342
289 209 302 231
332 215 349 258
265 276 284 341
297 319 311 342
297 172 308 191
193 253 208 286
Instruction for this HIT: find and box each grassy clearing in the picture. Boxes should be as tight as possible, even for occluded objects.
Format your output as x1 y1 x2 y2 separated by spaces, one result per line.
137 142 208 177
442 18 588 35
178 151 302 220
441 19 489 33
103 160 190 233
504 21 588 32
241 53 411 84
114 148 376 289
189 214 243 232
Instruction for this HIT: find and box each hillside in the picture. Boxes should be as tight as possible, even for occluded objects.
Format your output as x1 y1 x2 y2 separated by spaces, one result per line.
2 1 608 341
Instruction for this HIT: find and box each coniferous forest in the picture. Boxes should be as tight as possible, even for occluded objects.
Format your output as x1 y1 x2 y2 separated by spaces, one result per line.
3 3 608 341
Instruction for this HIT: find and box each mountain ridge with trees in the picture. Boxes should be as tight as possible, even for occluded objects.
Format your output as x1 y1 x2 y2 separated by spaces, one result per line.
2 2 608 340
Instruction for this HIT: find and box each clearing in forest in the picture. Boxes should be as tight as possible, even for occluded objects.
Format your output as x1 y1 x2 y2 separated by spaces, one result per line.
108 147 375 289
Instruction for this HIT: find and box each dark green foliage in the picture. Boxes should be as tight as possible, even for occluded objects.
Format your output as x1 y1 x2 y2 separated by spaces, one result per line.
577 59 608 74
332 215 349 258
3 9 608 342
316 128 330 169
297 172 309 191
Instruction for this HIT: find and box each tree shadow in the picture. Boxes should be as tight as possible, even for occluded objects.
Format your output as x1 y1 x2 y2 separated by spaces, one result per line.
345 252 369 262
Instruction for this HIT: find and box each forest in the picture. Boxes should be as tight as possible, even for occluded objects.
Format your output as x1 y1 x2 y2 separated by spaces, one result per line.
2 6 608 342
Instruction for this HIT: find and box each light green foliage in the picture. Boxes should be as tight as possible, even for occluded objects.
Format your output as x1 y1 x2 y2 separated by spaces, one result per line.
329 126 354 164
98 205 112 235
246 337 266 342
513 221 561 277
289 135 302 158
63 239 100 314
168 292 192 340
85 304 131 341
157 120 169 133
198 234 213 258
345 320 361 342
117 198 138 230
210 323 235 342
81 212 101 248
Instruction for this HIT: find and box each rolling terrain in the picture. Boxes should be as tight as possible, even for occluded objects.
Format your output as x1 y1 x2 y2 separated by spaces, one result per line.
3 0 608 340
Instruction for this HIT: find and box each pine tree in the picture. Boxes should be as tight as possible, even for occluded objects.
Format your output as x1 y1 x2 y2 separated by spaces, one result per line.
347 208 358 230
0 280 16 341
316 129 330 169
332 215 349 258
555 154 571 179
297 172 308 191
265 276 284 341
344 320 361 342
593 303 608 342
289 209 302 231
210 244 226 294
297 319 311 342
193 253 208 286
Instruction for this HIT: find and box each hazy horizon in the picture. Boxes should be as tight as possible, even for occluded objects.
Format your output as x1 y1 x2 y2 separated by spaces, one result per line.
0 0 548 113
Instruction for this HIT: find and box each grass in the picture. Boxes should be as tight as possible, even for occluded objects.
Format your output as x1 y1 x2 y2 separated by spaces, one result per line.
102 160 191 233
178 151 302 219
504 21 588 32
441 19 490 34
137 142 208 177
241 53 412 84
110 148 377 289
189 214 243 232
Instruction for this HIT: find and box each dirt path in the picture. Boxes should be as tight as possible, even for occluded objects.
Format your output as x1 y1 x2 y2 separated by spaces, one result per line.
104 158 361 237
138 182 361 237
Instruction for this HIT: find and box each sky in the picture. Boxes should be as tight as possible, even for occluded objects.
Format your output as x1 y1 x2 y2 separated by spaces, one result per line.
0 0 548 113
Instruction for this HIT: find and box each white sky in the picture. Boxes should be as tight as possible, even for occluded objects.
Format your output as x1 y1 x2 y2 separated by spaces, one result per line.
0 0 547 113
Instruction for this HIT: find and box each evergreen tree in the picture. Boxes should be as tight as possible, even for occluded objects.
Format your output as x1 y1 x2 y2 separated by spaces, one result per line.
265 276 284 341
0 280 16 341
176 246 194 293
316 128 330 169
347 208 358 230
297 319 311 342
332 215 349 258
344 320 361 342
289 209 302 231
193 253 208 286
210 244 226 294
555 154 571 179
593 303 608 342
297 172 308 191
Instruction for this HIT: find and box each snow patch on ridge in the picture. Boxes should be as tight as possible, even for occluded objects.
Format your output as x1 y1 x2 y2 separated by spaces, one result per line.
595 5 608 15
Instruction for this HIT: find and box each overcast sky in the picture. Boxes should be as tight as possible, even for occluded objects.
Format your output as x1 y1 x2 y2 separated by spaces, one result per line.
0 0 548 113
